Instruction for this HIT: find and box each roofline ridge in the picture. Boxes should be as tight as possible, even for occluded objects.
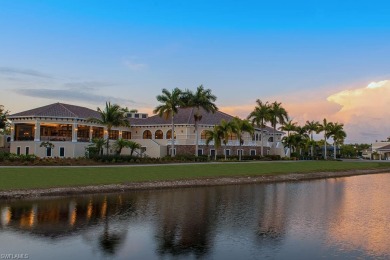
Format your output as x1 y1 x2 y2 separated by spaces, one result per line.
58 103 78 117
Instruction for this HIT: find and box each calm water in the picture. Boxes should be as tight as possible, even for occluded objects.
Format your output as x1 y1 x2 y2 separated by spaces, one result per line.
0 173 389 260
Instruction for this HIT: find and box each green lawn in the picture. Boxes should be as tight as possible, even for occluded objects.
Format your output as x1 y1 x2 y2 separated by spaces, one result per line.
0 161 389 190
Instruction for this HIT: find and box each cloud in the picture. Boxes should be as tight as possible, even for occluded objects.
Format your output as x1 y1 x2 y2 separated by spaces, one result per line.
218 81 390 143
14 88 136 106
124 60 147 71
0 67 53 79
63 81 115 91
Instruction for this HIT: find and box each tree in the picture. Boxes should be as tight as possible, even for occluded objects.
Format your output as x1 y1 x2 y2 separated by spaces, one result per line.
88 102 130 155
305 120 320 157
231 117 254 161
40 141 54 157
90 138 107 156
0 105 9 131
317 118 333 159
328 122 346 159
128 141 142 156
154 88 183 157
182 85 218 156
279 120 297 157
247 100 271 157
205 126 223 160
294 126 309 156
216 119 234 160
112 138 131 155
268 102 289 155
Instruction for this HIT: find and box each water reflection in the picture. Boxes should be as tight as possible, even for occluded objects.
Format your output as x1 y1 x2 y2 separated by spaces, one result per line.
0 173 389 259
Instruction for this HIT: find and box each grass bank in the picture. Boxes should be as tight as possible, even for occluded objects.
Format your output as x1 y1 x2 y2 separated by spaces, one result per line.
0 161 389 191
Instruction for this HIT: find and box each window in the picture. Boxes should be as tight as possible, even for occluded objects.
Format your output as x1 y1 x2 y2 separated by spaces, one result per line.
143 130 152 139
210 149 216 157
268 137 273 142
92 127 104 138
155 130 163 139
16 147 21 155
200 130 208 140
237 149 243 156
46 147 52 157
250 149 256 156
77 125 90 142
166 130 176 139
122 131 131 140
228 133 237 140
6 137 11 143
267 150 270 155
224 149 230 156
135 114 139 118
109 130 119 140
197 149 203 156
59 147 65 157
142 114 147 119
25 147 30 155
169 148 176 156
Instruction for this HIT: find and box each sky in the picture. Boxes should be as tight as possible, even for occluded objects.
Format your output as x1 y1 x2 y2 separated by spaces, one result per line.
1 0 389 143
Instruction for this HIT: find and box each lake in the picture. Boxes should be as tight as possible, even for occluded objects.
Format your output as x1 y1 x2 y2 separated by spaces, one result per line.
0 173 389 259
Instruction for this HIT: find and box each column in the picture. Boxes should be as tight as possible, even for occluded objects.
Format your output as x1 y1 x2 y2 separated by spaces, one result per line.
72 123 77 142
119 130 122 139
10 123 15 141
103 127 108 140
89 126 93 142
34 121 40 141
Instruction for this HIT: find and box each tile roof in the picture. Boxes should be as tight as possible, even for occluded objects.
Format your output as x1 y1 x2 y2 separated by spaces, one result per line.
9 102 100 119
129 107 283 133
378 144 390 151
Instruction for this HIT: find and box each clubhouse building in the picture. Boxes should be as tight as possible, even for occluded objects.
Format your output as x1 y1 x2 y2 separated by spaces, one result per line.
8 102 285 158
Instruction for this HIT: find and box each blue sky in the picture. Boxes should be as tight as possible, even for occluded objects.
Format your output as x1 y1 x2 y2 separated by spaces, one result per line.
1 0 390 142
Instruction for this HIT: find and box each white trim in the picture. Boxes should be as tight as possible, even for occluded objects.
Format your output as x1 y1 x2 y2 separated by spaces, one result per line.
16 146 21 155
237 149 244 156
224 149 231 156
197 149 203 156
209 149 216 156
250 149 256 156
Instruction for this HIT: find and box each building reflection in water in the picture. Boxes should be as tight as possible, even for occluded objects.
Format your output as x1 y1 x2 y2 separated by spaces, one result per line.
0 174 389 259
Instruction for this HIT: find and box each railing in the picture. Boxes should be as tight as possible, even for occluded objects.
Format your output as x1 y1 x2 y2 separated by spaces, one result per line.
167 140 178 145
41 136 72 142
77 137 90 143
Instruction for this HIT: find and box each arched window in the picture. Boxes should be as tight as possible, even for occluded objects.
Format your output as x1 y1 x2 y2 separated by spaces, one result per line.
201 130 208 140
143 130 152 139
228 133 237 140
268 137 273 142
155 130 163 139
166 130 176 139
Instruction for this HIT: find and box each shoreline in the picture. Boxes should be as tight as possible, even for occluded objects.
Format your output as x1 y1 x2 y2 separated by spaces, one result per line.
0 168 389 200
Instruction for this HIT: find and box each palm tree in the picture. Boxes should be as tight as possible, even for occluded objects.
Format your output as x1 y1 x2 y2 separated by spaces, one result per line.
88 102 129 155
112 138 134 155
217 119 234 160
328 122 346 159
305 120 320 157
128 141 142 156
317 118 333 159
91 137 106 156
205 126 223 160
231 117 254 161
0 105 9 130
279 120 297 157
247 100 271 157
268 102 289 155
154 88 183 157
279 120 297 137
294 126 309 156
182 85 218 156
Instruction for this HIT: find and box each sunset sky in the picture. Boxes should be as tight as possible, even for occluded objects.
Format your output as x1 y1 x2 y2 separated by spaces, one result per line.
1 1 389 143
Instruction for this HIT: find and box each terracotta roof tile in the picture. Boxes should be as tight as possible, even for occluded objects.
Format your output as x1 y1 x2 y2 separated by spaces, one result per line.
10 102 100 119
378 144 390 150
